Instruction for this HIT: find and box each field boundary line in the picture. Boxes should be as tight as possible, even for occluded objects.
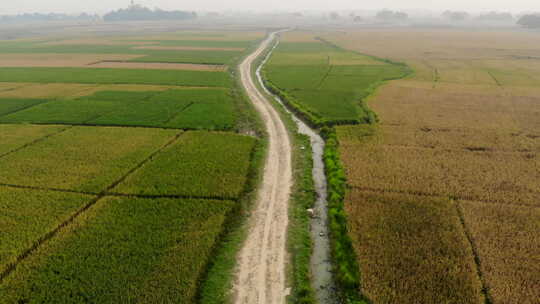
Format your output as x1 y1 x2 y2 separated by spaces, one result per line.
350 186 538 208
0 125 73 159
0 131 185 282
315 55 333 90
105 192 238 201
0 121 214 132
454 200 493 304
0 183 237 202
487 71 503 87
162 101 195 124
0 182 97 196
0 99 51 119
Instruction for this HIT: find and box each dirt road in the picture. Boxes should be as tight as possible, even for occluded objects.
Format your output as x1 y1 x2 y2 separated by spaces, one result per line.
234 31 292 304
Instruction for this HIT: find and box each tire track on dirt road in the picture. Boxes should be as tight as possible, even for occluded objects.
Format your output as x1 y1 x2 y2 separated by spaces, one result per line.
234 31 293 304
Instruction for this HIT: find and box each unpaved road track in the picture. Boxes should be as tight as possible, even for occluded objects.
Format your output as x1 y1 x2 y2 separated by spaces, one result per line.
234 31 292 304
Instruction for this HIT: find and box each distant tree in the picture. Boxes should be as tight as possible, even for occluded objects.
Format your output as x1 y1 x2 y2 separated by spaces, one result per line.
442 10 470 21
0 12 98 23
353 16 363 23
376 9 408 21
517 14 540 28
293 12 303 17
104 4 196 22
476 11 513 21
330 12 340 20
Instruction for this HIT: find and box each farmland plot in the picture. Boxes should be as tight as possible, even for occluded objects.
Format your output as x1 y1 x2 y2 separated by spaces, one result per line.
460 201 540 304
0 98 47 117
0 187 94 273
0 36 253 65
0 124 65 156
113 131 256 199
264 34 408 126
338 129 540 206
345 189 484 304
0 89 237 130
0 126 180 193
0 28 263 304
0 196 235 303
0 67 231 87
323 29 540 303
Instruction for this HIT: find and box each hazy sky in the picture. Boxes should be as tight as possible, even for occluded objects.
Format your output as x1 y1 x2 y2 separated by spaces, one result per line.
1 0 539 15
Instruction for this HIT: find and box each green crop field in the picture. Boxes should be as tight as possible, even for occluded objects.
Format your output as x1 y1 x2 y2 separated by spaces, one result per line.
0 98 47 117
0 42 245 65
113 131 256 199
0 67 231 87
1 89 237 130
0 126 180 192
0 187 95 274
131 50 243 64
264 39 408 126
0 28 263 304
150 39 252 48
0 196 235 303
0 124 65 156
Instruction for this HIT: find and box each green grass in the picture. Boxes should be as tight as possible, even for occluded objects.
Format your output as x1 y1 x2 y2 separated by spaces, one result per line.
0 187 94 273
0 89 237 130
0 126 179 192
0 67 231 87
0 124 65 156
0 196 235 304
113 131 256 199
0 98 47 116
264 39 409 126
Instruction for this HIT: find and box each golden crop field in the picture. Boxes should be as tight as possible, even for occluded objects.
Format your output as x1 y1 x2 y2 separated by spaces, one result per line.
326 29 540 303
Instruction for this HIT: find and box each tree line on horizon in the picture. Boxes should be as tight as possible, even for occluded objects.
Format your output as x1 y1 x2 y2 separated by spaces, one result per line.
0 4 196 23
103 3 196 22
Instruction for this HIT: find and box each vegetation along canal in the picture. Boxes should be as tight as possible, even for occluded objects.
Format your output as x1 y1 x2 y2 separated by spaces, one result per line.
256 33 338 304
